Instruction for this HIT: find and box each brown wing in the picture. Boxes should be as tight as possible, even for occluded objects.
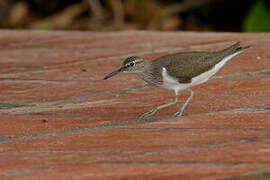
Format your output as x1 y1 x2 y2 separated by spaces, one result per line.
153 51 220 83
152 42 249 83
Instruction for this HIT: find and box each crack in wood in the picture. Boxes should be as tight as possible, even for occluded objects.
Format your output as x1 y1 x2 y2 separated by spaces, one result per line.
117 127 270 132
216 170 270 180
0 104 269 144
0 115 170 144
0 149 122 154
0 84 150 111
0 103 28 110
128 134 270 157
94 161 270 167
1 68 269 112
0 136 10 142
1 155 269 177
214 70 270 79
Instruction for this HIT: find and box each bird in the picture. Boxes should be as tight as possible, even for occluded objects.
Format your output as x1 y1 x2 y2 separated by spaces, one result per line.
104 42 250 117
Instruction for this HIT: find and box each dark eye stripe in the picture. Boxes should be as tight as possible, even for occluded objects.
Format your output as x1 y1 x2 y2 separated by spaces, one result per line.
125 62 135 67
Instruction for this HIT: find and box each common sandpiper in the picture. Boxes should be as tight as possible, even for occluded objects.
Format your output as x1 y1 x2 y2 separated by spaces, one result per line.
104 42 250 117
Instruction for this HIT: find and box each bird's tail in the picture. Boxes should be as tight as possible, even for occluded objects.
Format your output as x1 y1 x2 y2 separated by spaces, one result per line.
222 41 251 54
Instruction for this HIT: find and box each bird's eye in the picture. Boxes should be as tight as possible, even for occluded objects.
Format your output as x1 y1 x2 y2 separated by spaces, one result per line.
129 62 135 66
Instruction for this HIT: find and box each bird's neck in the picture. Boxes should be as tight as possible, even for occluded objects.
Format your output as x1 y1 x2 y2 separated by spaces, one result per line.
137 60 162 86
136 60 152 75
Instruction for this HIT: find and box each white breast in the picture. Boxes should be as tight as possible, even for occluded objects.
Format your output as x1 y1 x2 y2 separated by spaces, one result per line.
161 51 242 94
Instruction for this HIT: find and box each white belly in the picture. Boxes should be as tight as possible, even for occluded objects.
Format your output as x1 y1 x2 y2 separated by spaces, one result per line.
161 52 241 94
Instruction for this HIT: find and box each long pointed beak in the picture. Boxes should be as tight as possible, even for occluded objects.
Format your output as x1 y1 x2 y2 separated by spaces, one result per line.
104 67 124 80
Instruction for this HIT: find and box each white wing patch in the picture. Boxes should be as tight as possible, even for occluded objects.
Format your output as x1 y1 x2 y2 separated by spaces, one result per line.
162 67 191 94
162 67 179 85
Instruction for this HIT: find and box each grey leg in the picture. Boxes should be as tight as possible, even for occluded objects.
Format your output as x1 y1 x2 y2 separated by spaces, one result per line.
141 94 178 118
174 89 194 117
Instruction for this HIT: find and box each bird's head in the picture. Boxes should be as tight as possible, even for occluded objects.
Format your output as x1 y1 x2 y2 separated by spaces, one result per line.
104 56 148 80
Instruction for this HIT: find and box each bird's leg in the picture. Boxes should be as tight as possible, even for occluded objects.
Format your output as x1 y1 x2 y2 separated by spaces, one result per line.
174 89 194 117
141 93 178 118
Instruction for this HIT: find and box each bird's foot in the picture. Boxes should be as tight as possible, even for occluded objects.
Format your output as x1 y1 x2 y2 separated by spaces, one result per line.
173 110 184 117
140 107 158 118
